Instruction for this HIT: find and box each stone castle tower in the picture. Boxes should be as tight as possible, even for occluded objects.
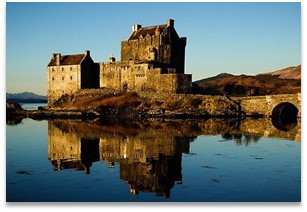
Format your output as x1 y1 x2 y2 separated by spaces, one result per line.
121 19 186 74
47 19 191 106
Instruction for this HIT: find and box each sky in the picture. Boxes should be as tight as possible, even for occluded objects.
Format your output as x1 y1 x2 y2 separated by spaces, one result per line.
5 1 301 95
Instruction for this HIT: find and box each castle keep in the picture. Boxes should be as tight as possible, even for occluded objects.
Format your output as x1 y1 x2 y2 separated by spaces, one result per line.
47 19 192 105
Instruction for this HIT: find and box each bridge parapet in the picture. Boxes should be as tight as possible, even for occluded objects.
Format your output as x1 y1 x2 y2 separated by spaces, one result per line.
234 93 301 117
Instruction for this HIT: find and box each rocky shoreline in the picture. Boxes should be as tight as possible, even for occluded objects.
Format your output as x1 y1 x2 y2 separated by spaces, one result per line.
6 100 246 122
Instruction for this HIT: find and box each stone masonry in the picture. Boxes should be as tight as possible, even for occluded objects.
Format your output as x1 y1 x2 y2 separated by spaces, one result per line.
47 19 192 106
47 51 99 105
234 93 301 117
100 18 191 93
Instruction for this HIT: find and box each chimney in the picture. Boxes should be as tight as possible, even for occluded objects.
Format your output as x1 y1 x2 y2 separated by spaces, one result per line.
132 24 142 32
167 19 174 28
56 53 61 66
52 53 56 59
84 50 90 56
109 55 116 63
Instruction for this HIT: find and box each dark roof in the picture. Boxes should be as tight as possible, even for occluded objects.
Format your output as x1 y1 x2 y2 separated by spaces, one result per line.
129 24 167 40
48 54 85 66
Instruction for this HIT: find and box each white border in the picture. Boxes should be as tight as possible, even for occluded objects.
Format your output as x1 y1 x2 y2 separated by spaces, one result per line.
1 0 305 211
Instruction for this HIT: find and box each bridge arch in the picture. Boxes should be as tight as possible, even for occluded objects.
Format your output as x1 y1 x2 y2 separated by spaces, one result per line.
272 102 298 119
271 102 298 131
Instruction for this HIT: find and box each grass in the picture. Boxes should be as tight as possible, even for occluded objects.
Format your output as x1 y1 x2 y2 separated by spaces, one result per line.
53 90 142 111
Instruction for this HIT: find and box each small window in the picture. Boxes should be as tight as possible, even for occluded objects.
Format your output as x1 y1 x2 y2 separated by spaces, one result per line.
52 77 54 81
52 68 54 72
70 76 73 80
62 77 64 81
70 67 72 71
62 67 64 72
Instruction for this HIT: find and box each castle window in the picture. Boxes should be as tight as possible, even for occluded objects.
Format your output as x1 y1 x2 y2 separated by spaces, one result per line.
52 68 54 72
62 77 64 81
62 67 64 72
70 67 72 71
70 76 73 80
52 77 54 81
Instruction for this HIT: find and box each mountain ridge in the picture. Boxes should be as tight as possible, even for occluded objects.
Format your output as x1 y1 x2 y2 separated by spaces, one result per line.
6 91 47 103
193 65 301 96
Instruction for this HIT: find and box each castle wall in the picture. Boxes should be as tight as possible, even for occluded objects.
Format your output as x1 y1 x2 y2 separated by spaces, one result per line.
100 61 191 94
149 74 192 94
48 19 190 103
47 53 100 106
47 64 81 105
121 23 186 75
121 35 161 63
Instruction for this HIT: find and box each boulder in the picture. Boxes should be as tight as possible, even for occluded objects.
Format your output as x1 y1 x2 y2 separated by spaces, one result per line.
6 102 24 113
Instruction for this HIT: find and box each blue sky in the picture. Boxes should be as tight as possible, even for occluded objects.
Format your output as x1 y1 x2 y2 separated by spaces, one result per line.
6 2 301 95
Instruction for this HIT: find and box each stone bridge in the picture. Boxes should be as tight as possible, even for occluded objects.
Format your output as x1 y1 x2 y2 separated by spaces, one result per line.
234 93 301 118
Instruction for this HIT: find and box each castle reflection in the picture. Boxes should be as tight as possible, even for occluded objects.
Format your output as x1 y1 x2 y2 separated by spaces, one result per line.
47 118 300 197
48 119 196 197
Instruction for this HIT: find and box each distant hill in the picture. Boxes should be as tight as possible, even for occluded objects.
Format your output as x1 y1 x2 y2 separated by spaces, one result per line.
193 65 301 96
258 65 301 80
6 92 47 103
194 73 233 84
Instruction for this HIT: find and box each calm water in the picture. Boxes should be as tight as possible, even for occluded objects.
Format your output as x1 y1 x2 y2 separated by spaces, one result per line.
19 102 47 110
6 118 301 202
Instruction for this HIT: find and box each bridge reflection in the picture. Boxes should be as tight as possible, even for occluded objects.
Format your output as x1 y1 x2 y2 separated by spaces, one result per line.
47 118 300 197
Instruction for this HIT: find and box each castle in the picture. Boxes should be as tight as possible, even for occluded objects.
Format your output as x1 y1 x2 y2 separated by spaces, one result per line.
47 19 192 105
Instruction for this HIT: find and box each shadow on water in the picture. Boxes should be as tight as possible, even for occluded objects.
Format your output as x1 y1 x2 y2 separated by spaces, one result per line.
45 117 300 198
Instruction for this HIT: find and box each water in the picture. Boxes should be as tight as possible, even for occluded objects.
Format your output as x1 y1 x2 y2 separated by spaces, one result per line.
6 118 301 202
19 102 47 110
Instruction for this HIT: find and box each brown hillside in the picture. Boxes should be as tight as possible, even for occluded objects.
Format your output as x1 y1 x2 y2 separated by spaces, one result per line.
194 65 301 96
260 65 301 80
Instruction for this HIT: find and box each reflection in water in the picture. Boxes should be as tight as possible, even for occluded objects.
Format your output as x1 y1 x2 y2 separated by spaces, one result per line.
47 118 300 198
48 120 196 197
6 116 24 126
221 133 261 146
272 116 298 132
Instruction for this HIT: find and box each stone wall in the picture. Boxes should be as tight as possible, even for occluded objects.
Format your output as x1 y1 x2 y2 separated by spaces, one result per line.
100 60 191 94
121 35 161 63
47 64 82 105
234 93 301 117
121 20 186 74
48 53 100 106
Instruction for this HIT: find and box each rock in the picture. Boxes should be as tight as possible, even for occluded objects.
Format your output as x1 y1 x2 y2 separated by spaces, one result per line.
6 102 24 112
